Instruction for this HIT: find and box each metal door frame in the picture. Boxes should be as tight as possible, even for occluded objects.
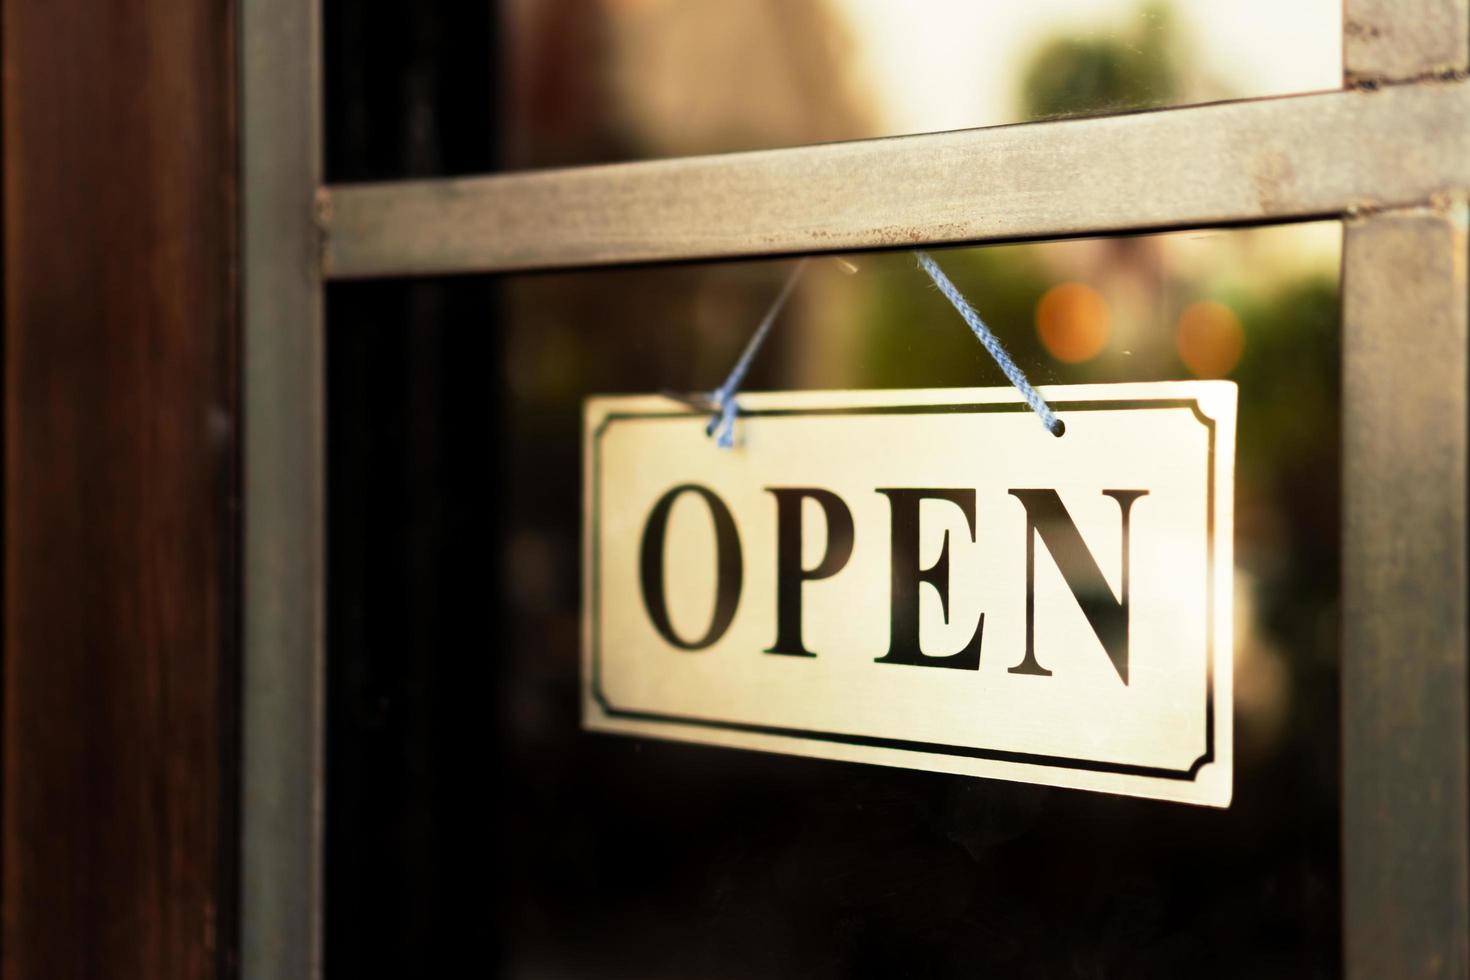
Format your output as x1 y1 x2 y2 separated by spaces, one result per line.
240 2 1470 975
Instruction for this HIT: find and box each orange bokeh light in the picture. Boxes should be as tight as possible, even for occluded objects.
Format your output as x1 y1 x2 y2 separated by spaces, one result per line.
1176 300 1245 378
1035 282 1109 364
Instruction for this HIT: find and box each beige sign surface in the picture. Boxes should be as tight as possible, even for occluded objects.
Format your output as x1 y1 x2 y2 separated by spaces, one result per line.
583 383 1235 806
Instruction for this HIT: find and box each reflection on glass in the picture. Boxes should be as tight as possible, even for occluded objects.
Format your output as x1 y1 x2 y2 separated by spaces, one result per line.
326 224 1340 974
481 223 1341 975
502 0 1341 169
327 4 1346 976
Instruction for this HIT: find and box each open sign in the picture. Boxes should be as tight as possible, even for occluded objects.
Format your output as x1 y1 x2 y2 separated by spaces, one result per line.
583 383 1235 806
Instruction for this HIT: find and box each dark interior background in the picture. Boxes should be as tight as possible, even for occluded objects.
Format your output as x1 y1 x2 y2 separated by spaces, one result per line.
323 4 1342 977
323 1 505 972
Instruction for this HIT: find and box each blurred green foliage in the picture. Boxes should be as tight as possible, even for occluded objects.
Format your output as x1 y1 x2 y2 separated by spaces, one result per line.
1022 2 1179 119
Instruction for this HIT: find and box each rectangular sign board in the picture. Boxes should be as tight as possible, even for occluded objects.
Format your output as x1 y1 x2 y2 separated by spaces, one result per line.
583 383 1235 806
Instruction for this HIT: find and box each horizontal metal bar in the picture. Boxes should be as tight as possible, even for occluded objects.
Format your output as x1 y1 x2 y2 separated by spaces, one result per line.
323 80 1470 279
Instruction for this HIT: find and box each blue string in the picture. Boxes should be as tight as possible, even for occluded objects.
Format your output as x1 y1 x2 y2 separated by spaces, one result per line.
704 251 1063 448
914 250 1063 436
706 259 807 447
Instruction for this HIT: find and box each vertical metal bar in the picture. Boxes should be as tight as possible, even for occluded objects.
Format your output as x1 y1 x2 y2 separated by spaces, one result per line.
1342 203 1470 979
1344 2 1470 975
240 0 324 975
1343 0 1469 83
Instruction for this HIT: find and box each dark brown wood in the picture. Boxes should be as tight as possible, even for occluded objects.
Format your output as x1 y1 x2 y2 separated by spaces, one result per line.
2 1 239 978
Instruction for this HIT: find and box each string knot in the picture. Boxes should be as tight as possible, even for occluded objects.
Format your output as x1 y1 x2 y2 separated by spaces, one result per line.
706 387 741 449
704 259 807 448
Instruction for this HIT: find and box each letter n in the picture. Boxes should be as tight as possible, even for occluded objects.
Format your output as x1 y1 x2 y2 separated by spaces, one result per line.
1007 489 1147 684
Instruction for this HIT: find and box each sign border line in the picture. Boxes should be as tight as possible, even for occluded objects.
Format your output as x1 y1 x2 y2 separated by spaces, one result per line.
589 397 1218 782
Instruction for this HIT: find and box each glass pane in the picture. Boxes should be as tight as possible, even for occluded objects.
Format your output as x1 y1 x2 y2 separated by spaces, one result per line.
503 0 1342 169
324 2 1342 181
326 222 1342 976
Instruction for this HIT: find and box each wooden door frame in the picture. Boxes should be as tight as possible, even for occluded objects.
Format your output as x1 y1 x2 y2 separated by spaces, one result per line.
3 0 241 977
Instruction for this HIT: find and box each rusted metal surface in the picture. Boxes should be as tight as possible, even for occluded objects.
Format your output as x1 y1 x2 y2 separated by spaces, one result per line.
240 0 324 975
1344 0 1469 83
320 81 1470 279
1342 204 1470 980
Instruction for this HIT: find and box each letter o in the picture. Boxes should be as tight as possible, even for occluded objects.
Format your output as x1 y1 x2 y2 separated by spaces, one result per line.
639 484 743 650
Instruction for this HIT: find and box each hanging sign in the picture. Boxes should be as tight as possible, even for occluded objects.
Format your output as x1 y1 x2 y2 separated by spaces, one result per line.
583 382 1235 806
